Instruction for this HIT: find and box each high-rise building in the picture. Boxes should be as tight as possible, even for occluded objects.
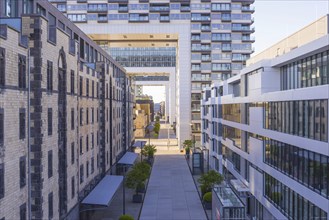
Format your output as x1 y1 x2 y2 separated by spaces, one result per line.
48 0 255 146
202 15 329 220
0 0 134 219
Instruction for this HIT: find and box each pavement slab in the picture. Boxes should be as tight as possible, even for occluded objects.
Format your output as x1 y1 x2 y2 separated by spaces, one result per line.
140 150 207 220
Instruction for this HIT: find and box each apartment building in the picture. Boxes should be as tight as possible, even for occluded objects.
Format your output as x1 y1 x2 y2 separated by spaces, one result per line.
47 0 255 146
0 0 134 219
202 15 329 219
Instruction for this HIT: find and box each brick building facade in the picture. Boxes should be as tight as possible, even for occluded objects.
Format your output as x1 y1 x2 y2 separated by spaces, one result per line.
0 0 134 219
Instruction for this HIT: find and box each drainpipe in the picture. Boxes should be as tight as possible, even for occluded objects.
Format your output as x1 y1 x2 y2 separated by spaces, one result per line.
27 48 32 220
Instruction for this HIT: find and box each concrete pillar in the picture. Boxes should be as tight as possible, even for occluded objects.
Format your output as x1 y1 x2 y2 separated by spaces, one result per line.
165 84 170 122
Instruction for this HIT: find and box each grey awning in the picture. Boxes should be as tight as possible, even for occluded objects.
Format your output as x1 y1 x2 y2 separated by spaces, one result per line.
81 175 123 206
133 141 147 148
118 152 138 165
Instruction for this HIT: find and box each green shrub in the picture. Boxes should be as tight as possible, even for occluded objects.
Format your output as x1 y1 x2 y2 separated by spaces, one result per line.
198 170 223 195
200 184 209 196
203 192 212 203
119 214 134 220
125 162 151 195
141 145 157 158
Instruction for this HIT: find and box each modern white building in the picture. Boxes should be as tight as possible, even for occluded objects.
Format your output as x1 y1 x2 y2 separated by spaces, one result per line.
48 0 255 146
202 15 329 219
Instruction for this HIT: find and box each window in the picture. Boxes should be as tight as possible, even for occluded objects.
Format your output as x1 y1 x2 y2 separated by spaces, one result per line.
48 108 52 135
86 79 89 97
71 176 75 198
48 192 53 219
91 157 94 174
71 142 74 164
0 109 4 146
86 161 89 178
79 76 83 96
18 55 26 89
80 108 83 126
80 137 83 155
70 70 75 94
86 108 89 124
86 135 89 151
0 163 4 199
67 14 87 22
20 203 26 220
71 108 74 130
47 61 53 91
80 164 84 184
92 81 95 97
19 109 25 139
48 150 53 178
0 47 5 86
92 108 94 124
48 13 56 43
19 156 26 188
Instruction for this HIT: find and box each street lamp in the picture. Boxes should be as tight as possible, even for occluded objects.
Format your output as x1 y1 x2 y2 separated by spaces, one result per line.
146 124 154 145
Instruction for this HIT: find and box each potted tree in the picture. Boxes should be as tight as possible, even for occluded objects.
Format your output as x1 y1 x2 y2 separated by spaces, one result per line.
141 144 157 163
125 162 151 203
198 170 224 196
119 214 134 220
183 140 193 159
203 192 212 210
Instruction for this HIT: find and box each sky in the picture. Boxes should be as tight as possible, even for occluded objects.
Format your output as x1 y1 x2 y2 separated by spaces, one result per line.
144 1 329 102
143 86 165 103
253 0 329 54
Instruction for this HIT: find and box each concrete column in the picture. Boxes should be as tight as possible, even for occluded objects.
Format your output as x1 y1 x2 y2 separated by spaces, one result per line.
165 85 170 122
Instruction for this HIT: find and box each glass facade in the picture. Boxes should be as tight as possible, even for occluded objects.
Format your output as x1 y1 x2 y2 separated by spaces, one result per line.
222 144 241 172
281 50 329 90
108 47 176 67
264 173 328 220
264 138 329 198
264 100 328 142
222 103 242 123
223 125 241 149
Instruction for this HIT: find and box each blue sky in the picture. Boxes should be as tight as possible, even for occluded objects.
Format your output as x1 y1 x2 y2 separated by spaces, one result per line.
253 0 329 54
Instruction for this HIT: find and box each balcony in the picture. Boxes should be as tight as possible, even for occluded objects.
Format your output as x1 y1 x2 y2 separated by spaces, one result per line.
118 5 128 12
242 35 255 42
180 5 190 12
150 4 170 12
232 26 255 33
87 4 108 13
98 14 108 23
241 6 255 12
160 15 170 22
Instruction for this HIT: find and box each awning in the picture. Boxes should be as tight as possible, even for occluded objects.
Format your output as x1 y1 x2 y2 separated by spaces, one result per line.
81 175 123 206
230 179 249 192
133 141 147 148
118 152 138 165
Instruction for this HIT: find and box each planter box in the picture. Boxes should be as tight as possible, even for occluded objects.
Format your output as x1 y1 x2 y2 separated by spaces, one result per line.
133 194 143 203
136 186 146 194
204 201 212 210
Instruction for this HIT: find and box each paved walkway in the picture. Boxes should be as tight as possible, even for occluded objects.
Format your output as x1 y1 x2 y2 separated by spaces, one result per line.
140 150 207 220
158 123 176 139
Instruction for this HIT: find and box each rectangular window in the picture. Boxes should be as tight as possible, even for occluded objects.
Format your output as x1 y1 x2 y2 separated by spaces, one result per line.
86 161 89 178
48 13 57 43
48 192 53 219
18 55 26 89
80 137 83 155
0 108 4 146
71 108 74 130
80 76 83 96
91 157 94 174
86 135 89 152
0 163 4 199
48 150 53 178
19 109 25 139
20 203 26 220
71 142 74 164
19 156 26 188
80 108 83 126
92 80 95 97
80 164 84 184
0 47 5 86
70 70 75 94
92 107 94 124
47 61 53 91
86 108 89 124
48 108 52 135
86 79 89 97
71 176 75 198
